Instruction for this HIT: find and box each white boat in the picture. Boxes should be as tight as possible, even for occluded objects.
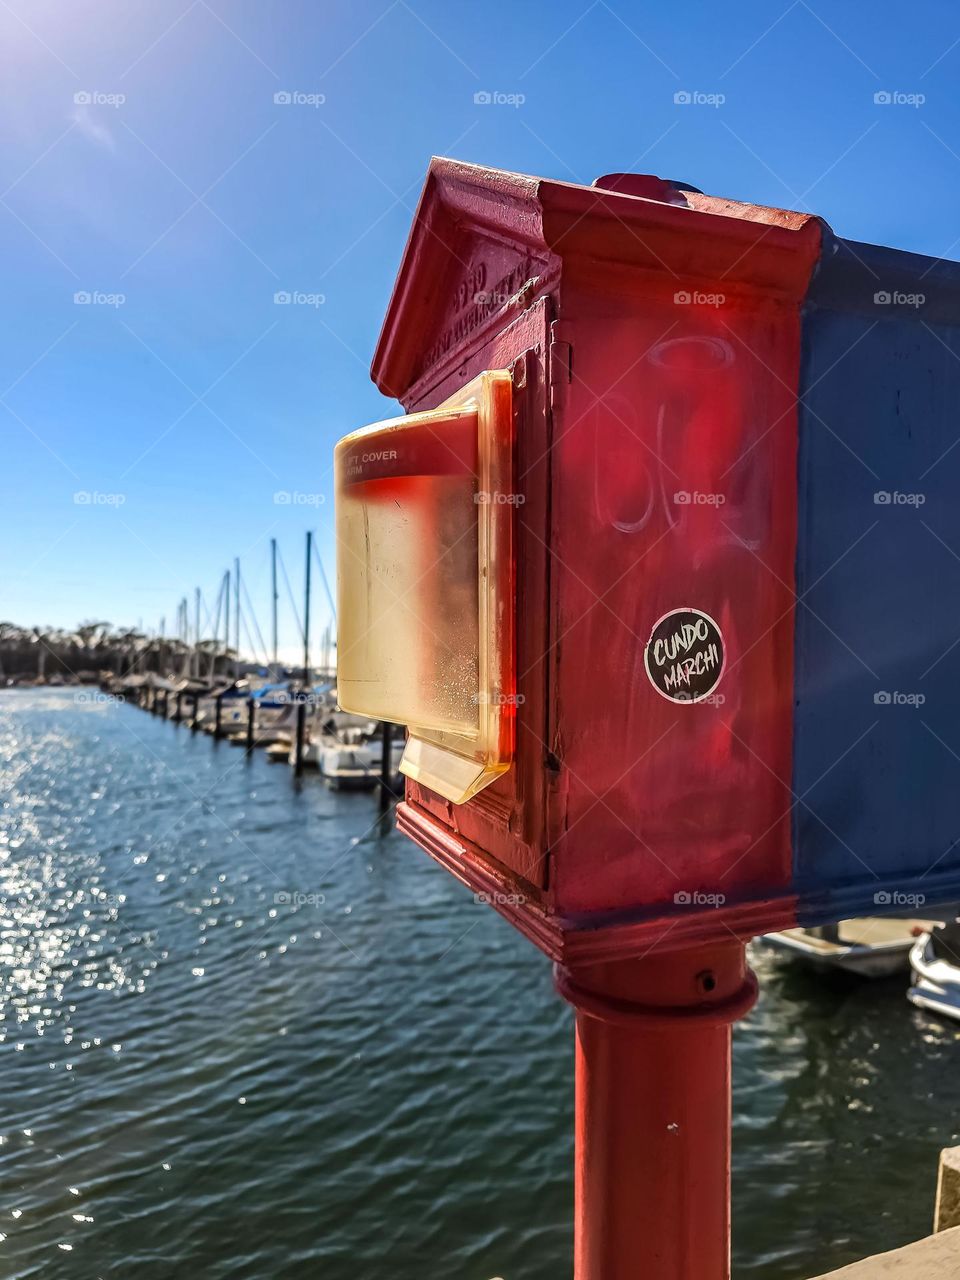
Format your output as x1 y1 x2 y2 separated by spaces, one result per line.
252 686 337 750
760 917 931 978
235 699 299 745
310 729 403 790
908 922 960 1021
196 685 252 731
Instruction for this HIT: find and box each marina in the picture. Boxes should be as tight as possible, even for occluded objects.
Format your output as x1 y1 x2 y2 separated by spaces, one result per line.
8 2 960 1273
1 531 404 798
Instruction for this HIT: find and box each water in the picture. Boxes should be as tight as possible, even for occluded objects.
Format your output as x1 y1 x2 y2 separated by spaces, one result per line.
1 689 959 1279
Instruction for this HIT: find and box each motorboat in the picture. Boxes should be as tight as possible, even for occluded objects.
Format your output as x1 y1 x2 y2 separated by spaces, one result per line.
908 919 960 1022
310 726 403 790
195 681 254 731
759 916 932 978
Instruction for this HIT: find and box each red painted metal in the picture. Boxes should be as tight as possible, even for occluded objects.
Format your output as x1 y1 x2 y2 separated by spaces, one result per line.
557 942 756 1280
372 157 821 959
358 160 806 1279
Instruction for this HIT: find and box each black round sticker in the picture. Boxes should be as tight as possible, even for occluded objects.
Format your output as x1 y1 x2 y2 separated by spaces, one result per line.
643 608 725 704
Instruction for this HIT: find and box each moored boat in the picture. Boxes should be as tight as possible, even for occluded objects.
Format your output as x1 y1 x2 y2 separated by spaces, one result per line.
310 728 403 790
760 917 932 978
908 920 960 1021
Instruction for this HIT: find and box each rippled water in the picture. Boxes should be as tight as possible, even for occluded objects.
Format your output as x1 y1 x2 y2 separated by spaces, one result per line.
1 689 959 1279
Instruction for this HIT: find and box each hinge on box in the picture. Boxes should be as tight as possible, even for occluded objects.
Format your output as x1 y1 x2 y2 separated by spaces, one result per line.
549 327 572 413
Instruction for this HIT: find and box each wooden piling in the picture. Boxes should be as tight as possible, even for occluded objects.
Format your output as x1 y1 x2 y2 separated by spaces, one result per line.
936 1147 960 1232
379 721 394 815
294 696 306 777
175 690 182 724
246 696 256 752
214 692 223 739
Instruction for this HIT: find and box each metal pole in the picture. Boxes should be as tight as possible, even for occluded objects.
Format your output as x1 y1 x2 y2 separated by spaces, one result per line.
234 556 241 673
223 568 230 676
214 692 223 739
271 537 279 674
303 530 312 687
175 690 182 725
194 587 201 680
555 941 756 1280
246 696 255 752
294 696 306 777
191 690 200 732
378 721 394 815
208 575 223 679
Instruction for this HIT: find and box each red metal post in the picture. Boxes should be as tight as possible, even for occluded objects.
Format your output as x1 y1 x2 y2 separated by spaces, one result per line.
556 940 757 1280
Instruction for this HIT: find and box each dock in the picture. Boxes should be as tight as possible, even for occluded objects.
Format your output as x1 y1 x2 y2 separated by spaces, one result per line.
811 1227 960 1278
809 1146 960 1277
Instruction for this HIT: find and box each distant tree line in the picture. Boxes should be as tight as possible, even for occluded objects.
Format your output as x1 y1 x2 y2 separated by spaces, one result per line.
0 621 237 682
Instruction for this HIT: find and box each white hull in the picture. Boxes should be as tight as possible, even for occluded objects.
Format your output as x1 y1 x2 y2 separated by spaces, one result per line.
908 933 960 1022
760 918 928 978
198 697 250 730
295 734 403 788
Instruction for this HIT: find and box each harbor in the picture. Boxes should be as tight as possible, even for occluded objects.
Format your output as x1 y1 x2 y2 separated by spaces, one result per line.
2 684 960 1279
103 672 403 794
8 0 960 1274
1 532 403 798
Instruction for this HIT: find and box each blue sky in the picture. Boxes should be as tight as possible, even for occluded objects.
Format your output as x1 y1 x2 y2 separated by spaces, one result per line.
4 0 960 661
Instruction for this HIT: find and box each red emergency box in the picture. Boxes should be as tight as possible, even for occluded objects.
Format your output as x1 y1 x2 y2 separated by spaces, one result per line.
336 157 827 966
335 158 960 1280
341 153 960 967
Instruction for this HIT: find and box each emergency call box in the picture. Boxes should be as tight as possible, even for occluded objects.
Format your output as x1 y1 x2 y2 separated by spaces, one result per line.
336 158 960 965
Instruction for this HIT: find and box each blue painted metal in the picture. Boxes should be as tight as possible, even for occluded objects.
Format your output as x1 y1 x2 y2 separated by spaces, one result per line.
794 229 960 918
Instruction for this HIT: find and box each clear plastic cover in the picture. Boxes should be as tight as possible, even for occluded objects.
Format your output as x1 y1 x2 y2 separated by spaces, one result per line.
335 370 515 803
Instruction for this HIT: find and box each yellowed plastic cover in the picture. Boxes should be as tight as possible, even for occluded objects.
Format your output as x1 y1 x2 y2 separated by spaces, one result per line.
335 370 515 803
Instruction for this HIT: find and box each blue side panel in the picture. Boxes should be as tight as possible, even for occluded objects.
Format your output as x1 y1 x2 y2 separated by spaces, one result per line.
793 231 960 916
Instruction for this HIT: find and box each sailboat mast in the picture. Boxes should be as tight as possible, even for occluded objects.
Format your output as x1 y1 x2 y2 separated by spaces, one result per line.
271 537 278 674
303 530 312 687
234 557 241 673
